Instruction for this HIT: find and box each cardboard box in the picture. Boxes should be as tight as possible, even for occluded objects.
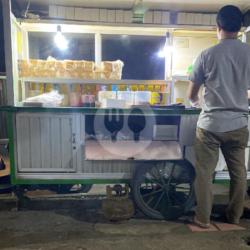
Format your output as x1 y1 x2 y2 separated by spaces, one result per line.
65 7 74 20
57 6 66 19
115 10 124 23
162 11 170 24
107 10 116 23
123 10 132 23
153 11 162 24
144 11 153 24
74 7 85 21
49 5 58 18
177 12 187 24
202 14 211 25
100 9 108 22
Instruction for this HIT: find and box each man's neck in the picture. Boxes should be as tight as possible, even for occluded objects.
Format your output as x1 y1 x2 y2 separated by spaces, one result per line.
220 31 238 40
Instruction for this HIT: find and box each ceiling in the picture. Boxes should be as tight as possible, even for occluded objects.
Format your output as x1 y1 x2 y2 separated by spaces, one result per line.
15 0 250 13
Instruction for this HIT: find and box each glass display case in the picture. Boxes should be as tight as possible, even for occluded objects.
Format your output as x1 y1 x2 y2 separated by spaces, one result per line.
10 21 173 108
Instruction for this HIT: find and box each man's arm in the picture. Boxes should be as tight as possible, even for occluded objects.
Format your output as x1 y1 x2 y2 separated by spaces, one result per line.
187 81 201 104
188 53 205 107
248 90 250 99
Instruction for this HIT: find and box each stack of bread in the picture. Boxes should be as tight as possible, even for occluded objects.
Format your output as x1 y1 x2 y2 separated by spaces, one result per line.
18 59 123 80
96 60 124 80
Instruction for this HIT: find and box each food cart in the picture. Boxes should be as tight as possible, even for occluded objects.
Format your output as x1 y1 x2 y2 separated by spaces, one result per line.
1 1 250 219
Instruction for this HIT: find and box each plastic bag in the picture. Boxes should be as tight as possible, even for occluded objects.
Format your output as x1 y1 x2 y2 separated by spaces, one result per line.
23 90 64 107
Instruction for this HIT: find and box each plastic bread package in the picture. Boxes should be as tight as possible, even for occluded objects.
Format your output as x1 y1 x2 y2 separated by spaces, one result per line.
18 60 30 77
100 60 124 72
83 61 95 72
18 59 123 79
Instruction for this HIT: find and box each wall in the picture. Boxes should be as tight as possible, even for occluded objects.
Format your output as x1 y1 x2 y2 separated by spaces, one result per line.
172 31 218 76
171 31 218 105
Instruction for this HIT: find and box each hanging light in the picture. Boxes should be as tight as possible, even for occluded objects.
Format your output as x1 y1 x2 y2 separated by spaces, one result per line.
54 25 68 50
157 32 175 58
157 45 175 58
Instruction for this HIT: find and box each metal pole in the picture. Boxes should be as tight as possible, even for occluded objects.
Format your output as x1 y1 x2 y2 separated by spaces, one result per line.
2 0 14 105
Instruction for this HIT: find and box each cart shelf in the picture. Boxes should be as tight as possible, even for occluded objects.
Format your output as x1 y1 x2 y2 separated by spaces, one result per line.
20 77 169 85
85 140 182 161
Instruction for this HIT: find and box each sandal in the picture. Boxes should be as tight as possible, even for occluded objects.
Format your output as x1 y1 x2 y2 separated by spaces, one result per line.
193 217 210 229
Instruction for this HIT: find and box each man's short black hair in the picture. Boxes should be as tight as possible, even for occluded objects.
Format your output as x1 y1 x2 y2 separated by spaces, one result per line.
217 5 243 32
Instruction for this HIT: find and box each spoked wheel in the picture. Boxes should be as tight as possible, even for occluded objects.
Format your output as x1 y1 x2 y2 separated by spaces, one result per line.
132 160 196 220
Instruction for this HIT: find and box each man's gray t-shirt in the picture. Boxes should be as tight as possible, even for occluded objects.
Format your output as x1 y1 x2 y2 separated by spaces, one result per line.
189 39 250 132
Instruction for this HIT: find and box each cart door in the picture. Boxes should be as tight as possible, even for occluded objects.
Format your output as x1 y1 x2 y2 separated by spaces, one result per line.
16 112 80 173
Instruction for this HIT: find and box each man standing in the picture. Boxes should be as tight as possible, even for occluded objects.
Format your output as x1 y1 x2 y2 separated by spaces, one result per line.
188 5 250 228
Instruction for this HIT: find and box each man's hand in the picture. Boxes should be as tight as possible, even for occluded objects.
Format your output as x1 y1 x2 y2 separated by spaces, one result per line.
187 81 201 107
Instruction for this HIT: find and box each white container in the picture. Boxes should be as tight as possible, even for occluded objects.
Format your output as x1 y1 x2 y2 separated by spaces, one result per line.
117 91 134 107
98 91 116 102
98 91 117 107
102 99 126 108
134 91 151 105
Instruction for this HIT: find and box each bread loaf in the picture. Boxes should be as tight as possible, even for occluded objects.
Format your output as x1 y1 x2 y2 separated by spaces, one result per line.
18 59 123 80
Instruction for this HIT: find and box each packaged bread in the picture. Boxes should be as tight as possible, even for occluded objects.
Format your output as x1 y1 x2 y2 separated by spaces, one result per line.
18 60 30 77
101 71 112 80
18 58 107 79
46 60 56 69
47 69 56 78
38 60 46 68
101 60 124 72
74 60 95 71
81 71 95 79
55 61 64 70
29 59 39 67
109 72 122 80
39 70 47 77
56 69 65 78
18 59 29 70
63 60 75 70
84 61 95 71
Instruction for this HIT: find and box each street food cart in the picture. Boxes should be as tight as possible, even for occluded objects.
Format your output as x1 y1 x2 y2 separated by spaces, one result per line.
1 1 250 219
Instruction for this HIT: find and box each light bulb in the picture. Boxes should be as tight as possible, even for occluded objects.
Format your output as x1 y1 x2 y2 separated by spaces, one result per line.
157 48 166 58
157 46 175 58
54 26 68 50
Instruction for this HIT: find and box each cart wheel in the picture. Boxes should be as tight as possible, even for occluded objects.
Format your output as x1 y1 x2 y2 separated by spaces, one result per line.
132 160 195 220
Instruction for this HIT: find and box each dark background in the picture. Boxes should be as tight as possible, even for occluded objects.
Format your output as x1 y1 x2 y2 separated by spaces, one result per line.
102 35 166 80
28 33 166 80
29 32 95 61
0 1 6 73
